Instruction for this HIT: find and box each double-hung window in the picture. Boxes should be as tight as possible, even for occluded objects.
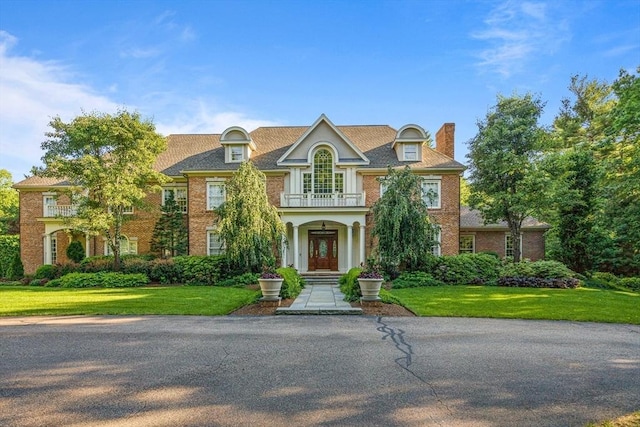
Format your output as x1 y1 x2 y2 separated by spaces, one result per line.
207 181 226 210
459 235 475 254
207 230 225 255
105 236 138 255
230 146 244 162
421 179 441 209
505 234 522 260
163 187 188 213
403 144 418 161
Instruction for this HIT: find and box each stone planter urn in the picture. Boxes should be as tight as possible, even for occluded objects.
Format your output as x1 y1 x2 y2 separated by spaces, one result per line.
358 278 383 301
258 278 283 301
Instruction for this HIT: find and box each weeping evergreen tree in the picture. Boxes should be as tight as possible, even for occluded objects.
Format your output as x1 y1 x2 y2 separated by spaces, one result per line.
150 191 188 258
216 161 286 272
372 166 437 272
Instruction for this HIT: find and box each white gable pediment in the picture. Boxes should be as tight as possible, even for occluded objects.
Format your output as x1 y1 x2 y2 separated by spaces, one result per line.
277 114 369 166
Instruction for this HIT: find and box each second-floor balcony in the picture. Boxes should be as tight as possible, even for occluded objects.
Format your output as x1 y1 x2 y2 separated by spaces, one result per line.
45 205 78 217
280 192 366 208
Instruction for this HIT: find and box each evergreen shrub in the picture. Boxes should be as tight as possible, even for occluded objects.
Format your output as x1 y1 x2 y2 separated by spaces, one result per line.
66 240 85 263
0 235 19 278
339 267 363 302
276 267 303 299
173 255 229 285
7 253 24 280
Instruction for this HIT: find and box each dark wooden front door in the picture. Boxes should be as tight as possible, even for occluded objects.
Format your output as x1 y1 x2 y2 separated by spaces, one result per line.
308 230 338 271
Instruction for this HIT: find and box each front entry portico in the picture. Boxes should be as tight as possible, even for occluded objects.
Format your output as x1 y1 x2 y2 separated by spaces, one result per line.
308 230 338 271
279 211 367 273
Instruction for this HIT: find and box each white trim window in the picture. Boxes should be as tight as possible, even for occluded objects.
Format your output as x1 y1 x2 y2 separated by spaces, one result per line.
429 226 441 256
122 206 134 215
421 179 441 209
43 194 57 217
50 235 57 264
105 236 138 255
459 235 475 254
403 144 418 161
505 234 522 260
207 181 226 210
163 187 188 213
230 146 244 162
207 230 225 255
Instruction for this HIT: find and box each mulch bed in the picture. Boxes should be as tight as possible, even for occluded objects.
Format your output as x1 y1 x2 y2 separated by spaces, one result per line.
230 298 416 316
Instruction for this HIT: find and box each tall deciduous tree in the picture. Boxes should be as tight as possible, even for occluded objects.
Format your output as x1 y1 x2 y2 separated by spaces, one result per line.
33 110 168 271
216 161 285 272
372 166 437 272
467 93 547 262
0 169 19 235
543 75 613 273
150 191 188 258
599 67 640 275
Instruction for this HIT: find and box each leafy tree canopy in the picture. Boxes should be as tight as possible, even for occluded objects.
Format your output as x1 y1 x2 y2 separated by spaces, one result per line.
372 166 436 272
216 161 286 272
467 93 547 262
32 110 168 270
0 169 19 234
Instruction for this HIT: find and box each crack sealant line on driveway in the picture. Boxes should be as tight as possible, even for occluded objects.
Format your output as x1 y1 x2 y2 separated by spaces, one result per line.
375 316 454 420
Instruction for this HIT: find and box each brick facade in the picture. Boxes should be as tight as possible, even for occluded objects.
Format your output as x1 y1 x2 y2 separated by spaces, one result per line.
15 116 549 274
461 230 546 260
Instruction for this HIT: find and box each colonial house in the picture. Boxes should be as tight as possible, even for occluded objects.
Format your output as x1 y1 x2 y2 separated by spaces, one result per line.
14 114 547 275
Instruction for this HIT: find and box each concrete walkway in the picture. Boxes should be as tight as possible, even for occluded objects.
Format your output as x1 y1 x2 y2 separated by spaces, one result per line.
276 284 362 315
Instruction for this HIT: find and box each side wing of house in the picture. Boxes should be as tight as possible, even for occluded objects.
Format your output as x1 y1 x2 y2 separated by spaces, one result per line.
459 206 550 261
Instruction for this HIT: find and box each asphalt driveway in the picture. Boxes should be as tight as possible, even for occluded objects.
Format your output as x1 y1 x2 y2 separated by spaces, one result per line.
1 315 638 427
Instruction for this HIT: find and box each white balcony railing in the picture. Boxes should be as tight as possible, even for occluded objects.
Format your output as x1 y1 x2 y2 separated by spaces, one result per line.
280 192 366 208
45 205 78 217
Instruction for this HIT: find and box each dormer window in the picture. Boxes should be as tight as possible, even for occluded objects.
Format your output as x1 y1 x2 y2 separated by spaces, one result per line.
392 124 431 162
230 146 244 162
220 126 255 164
403 144 418 161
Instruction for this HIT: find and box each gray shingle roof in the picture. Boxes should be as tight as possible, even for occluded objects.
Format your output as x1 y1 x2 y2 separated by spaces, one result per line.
15 122 465 186
460 206 550 229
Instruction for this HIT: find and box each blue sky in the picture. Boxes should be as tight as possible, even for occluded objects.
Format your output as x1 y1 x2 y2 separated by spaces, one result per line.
1 0 638 181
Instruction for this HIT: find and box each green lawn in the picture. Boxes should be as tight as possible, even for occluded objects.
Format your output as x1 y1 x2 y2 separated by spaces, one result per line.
391 286 640 324
0 286 259 316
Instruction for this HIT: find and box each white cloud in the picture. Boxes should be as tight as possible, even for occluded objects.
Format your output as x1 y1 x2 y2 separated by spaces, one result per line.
0 30 276 181
471 1 570 77
155 100 280 135
0 31 120 179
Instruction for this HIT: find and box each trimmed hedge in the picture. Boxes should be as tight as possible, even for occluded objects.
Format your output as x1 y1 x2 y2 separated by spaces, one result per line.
498 277 580 289
392 271 445 288
500 260 575 279
46 272 149 288
430 253 502 285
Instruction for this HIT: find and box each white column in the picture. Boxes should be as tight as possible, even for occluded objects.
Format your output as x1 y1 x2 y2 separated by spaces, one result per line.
293 226 299 270
347 225 353 270
44 234 52 265
359 225 366 265
85 235 91 257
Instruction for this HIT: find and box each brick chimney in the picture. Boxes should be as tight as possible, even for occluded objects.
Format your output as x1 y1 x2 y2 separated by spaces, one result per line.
435 123 455 159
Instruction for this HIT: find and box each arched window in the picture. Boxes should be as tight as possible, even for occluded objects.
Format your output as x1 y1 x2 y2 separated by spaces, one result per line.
313 149 333 194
